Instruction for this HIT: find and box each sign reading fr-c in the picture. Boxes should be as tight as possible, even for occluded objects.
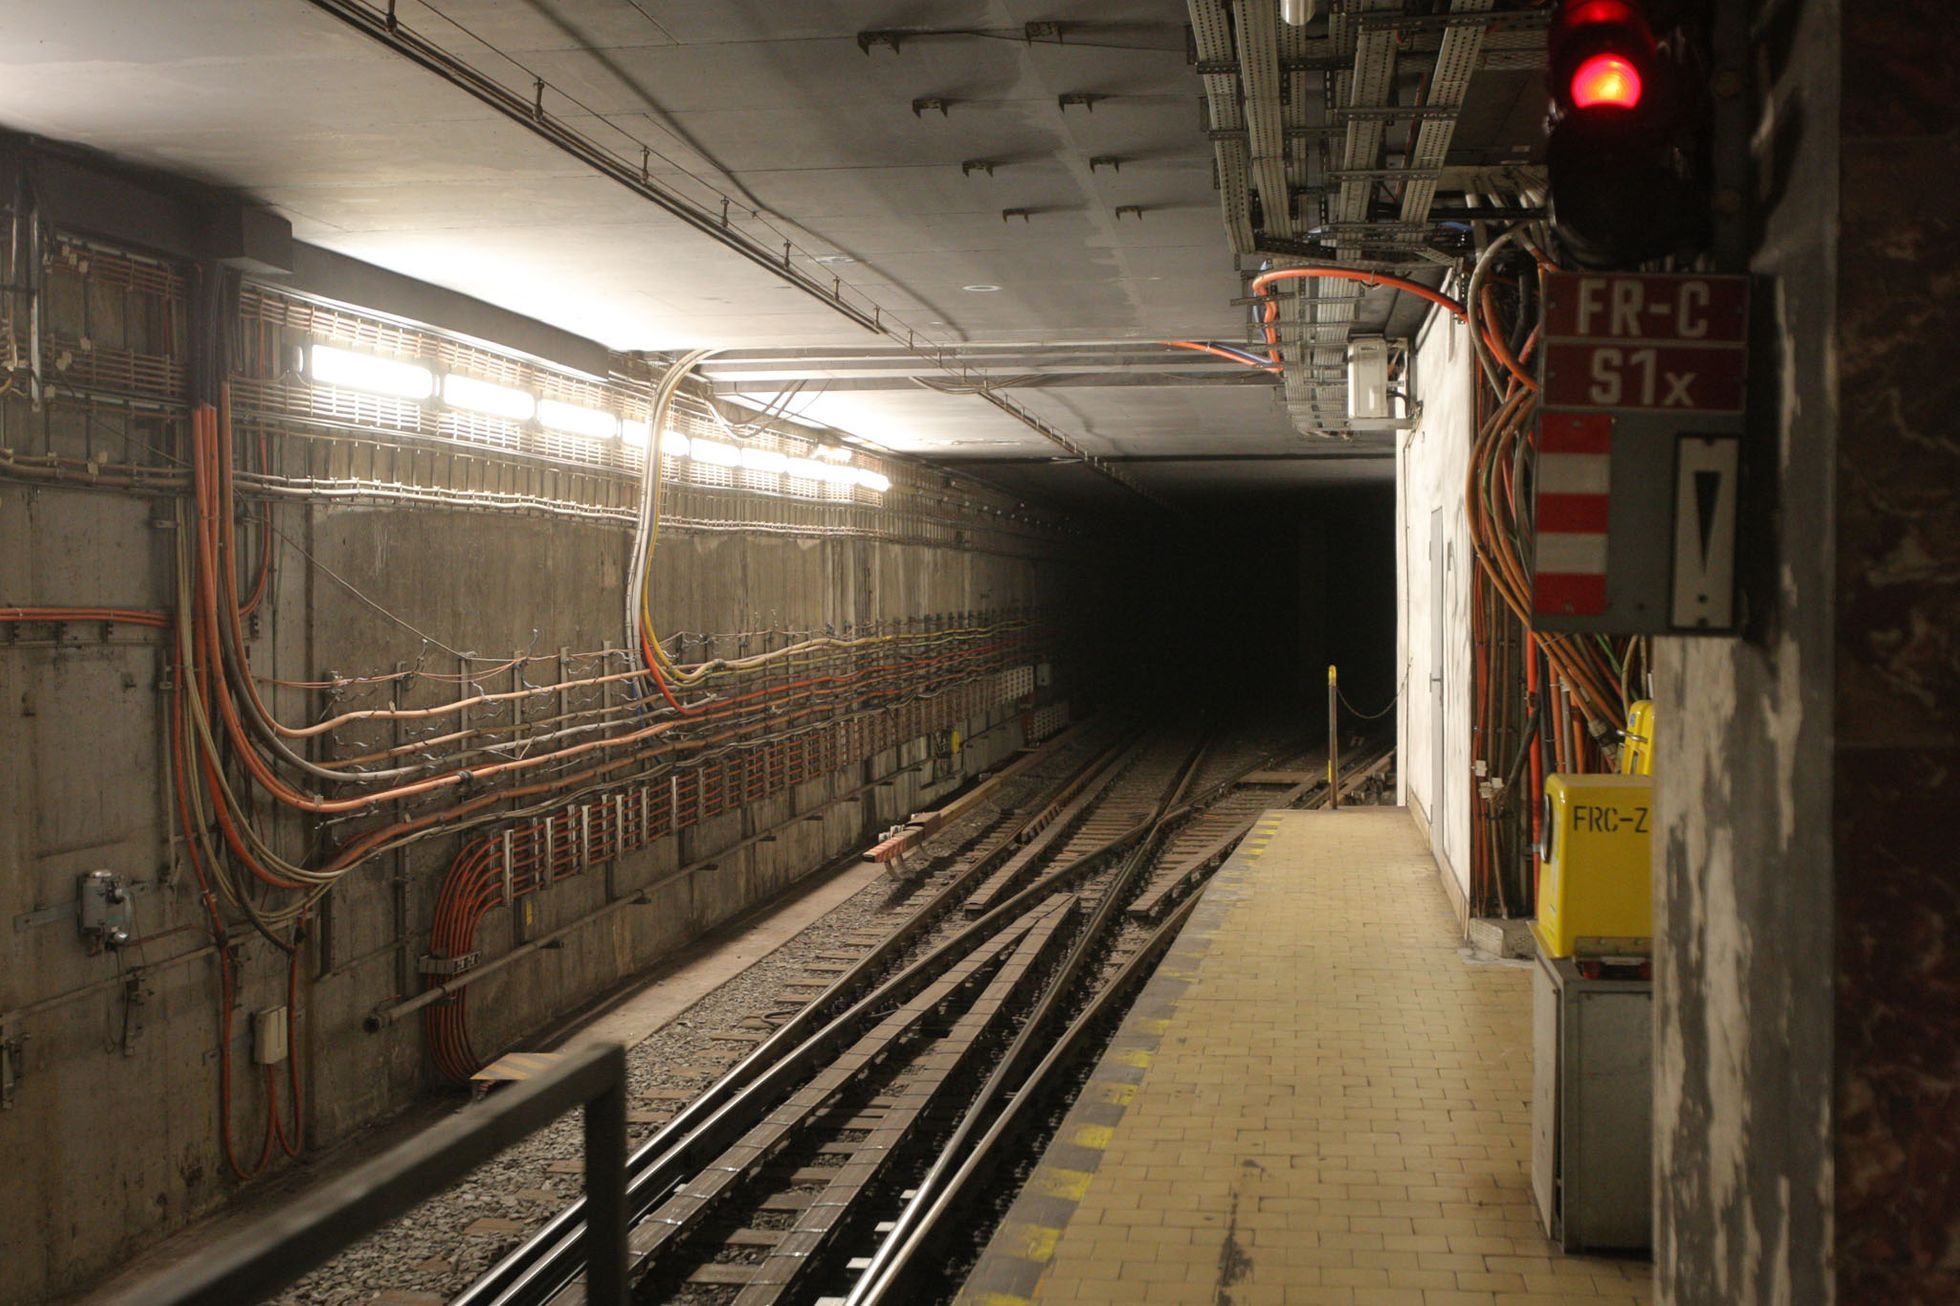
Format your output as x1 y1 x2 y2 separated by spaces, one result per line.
1543 273 1747 415
1532 272 1752 636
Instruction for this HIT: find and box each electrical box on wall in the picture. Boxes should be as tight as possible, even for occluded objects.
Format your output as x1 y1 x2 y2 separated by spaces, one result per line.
1530 272 1750 635
76 870 133 950
1533 774 1653 960
253 1007 289 1065
1346 336 1391 422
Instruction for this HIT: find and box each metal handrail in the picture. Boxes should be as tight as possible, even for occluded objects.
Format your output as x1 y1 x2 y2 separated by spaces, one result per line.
102 1044 629 1306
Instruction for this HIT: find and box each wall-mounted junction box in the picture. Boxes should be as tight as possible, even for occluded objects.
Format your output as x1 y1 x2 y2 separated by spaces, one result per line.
1346 336 1392 422
77 871 133 950
0 1019 22 1110
253 1007 289 1065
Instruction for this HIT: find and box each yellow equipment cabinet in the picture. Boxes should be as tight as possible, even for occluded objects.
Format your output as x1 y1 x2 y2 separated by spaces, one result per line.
1534 774 1654 959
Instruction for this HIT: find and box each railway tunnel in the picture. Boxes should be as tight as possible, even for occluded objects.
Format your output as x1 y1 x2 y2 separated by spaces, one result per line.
0 3 1952 1305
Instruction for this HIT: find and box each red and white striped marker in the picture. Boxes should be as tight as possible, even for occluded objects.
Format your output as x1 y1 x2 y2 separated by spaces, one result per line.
1533 412 1612 616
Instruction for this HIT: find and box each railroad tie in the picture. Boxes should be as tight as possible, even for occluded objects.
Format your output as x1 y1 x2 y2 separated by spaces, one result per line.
726 1228 786 1248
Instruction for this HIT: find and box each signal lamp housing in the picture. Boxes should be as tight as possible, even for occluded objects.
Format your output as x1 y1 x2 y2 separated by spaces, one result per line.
1543 0 1704 269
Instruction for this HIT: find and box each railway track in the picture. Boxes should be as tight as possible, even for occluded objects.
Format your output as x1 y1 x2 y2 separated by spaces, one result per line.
854 741 1398 1306
454 723 1387 1306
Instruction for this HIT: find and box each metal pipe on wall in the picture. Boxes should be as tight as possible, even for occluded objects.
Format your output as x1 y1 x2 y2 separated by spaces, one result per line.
360 724 1009 1031
364 891 653 1032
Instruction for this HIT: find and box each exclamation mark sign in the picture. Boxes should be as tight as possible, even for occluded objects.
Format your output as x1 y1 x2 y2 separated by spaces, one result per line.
1671 435 1740 629
1694 469 1722 570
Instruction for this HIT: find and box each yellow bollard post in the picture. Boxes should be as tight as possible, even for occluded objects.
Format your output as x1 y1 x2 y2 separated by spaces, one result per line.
1327 665 1340 810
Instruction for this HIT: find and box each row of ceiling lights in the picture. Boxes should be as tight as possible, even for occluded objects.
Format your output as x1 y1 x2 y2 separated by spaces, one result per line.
306 344 891 493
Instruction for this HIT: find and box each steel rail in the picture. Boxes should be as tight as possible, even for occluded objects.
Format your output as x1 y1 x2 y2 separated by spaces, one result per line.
479 802 1164 1306
848 871 1212 1304
454 727 1145 1306
840 736 1285 1302
862 720 1094 864
619 733 1207 1302
367 726 1105 1033
826 734 1213 1271
958 737 1158 914
621 898 1080 1303
849 743 1398 1303
1126 752 1327 920
457 733 1377 1306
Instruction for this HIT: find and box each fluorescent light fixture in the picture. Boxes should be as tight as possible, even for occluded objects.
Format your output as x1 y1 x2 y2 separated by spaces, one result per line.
309 344 434 400
740 447 789 474
442 373 536 421
690 439 741 467
623 422 690 456
786 457 856 485
855 469 892 493
814 444 854 464
538 399 619 439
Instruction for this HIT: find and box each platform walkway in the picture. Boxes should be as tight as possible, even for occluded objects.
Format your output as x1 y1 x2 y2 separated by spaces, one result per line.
961 807 1653 1306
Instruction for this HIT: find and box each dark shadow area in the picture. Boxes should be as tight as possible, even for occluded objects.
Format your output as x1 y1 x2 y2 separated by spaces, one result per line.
1064 484 1399 729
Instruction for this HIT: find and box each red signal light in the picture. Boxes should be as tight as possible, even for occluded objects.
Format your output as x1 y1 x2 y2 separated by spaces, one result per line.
1570 53 1644 109
1544 0 1710 269
1562 0 1640 27
1549 0 1655 114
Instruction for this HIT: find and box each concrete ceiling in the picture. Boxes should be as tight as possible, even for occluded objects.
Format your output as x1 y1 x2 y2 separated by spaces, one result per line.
0 0 1531 503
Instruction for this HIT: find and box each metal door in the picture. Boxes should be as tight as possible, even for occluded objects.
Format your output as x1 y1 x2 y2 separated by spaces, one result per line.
1431 508 1446 835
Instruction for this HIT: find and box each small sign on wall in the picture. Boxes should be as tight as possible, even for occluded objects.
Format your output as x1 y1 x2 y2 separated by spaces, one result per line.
1669 435 1740 630
1532 272 1751 635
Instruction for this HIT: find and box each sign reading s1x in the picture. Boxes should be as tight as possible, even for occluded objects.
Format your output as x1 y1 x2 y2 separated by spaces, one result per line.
1531 271 1749 635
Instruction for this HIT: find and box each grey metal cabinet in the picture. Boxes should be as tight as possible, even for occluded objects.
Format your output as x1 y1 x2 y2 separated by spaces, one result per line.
1531 952 1653 1252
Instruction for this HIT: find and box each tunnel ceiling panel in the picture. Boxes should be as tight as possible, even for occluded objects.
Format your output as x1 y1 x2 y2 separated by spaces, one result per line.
0 1 1547 502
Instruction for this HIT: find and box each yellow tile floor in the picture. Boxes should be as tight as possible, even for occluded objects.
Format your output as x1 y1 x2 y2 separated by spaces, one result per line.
961 807 1653 1306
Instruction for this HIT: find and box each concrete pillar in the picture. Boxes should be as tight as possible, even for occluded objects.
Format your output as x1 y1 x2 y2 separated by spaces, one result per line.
1652 3 1959 1301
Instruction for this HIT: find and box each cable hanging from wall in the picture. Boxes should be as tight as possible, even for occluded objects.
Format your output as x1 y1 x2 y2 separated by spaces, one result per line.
1456 222 1644 917
161 301 1042 1098
3 206 1054 1149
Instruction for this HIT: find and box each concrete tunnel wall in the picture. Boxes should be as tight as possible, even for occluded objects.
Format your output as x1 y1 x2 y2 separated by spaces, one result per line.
0 471 1065 1303
296 512 1056 1143
0 280 1078 1299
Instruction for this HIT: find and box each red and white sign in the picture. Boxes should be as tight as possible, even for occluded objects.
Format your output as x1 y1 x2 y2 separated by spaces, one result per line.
1533 412 1613 617
1542 272 1748 415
